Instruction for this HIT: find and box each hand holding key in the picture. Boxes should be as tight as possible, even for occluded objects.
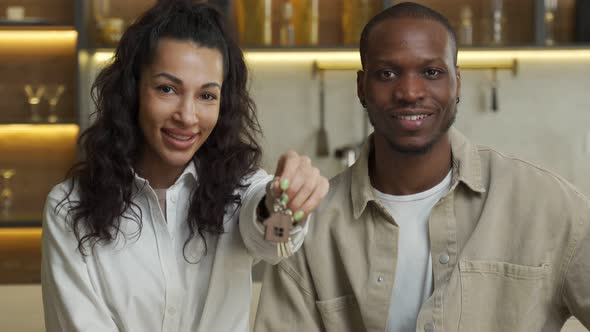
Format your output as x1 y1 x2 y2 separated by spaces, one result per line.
262 150 329 256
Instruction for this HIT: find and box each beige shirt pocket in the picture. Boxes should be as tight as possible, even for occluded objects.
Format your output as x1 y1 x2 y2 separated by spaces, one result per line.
316 295 364 332
458 260 552 332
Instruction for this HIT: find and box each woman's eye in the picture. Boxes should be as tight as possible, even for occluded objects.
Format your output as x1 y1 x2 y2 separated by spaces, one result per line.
158 85 174 94
201 93 217 101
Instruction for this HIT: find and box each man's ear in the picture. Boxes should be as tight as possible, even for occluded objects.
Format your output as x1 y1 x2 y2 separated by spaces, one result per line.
455 66 461 100
357 70 366 108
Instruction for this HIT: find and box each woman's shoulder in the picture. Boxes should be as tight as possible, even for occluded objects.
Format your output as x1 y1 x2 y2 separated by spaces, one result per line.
46 178 79 206
43 179 80 236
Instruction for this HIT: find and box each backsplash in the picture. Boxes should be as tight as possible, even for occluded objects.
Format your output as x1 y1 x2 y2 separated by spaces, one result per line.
249 57 590 194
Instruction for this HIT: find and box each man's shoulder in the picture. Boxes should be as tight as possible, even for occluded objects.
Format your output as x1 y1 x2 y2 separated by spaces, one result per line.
327 167 353 196
321 167 354 213
477 146 589 209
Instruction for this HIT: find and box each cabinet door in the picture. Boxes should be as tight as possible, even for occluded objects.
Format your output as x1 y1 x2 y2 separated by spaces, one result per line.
0 0 77 225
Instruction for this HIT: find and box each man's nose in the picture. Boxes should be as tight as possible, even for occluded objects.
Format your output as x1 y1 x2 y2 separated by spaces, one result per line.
394 73 426 103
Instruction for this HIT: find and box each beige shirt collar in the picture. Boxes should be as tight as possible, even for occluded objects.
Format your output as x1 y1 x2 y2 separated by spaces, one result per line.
351 127 486 219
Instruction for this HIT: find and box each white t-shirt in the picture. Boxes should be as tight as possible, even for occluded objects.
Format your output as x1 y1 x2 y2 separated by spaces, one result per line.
373 171 452 332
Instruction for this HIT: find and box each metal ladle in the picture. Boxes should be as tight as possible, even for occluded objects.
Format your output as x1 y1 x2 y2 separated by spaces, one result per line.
314 63 329 156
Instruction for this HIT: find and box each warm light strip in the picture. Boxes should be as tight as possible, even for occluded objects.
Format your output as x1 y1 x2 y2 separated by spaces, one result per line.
0 30 77 44
0 228 41 249
93 48 590 66
246 51 360 63
0 30 77 56
0 124 79 136
459 49 590 62
0 228 41 237
253 49 590 62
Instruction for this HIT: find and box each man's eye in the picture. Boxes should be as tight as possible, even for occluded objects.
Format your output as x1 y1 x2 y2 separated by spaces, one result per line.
379 70 396 79
425 69 442 78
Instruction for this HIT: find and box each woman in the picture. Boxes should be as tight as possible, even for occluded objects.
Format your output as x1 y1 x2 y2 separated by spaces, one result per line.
41 1 328 331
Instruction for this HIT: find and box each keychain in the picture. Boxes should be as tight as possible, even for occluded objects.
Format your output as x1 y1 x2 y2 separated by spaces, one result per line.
262 178 297 257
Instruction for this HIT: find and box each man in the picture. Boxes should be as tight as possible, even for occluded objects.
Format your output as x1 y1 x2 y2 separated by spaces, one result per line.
255 2 590 332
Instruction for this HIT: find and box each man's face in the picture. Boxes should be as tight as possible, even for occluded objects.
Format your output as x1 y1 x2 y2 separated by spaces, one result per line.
358 17 460 154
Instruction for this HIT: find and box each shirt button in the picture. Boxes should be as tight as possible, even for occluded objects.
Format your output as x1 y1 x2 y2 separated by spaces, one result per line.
377 276 384 283
439 253 450 265
170 196 177 204
168 307 176 315
424 322 435 332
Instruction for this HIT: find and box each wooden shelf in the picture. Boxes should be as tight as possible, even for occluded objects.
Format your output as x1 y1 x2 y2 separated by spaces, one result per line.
0 227 41 284
0 217 41 228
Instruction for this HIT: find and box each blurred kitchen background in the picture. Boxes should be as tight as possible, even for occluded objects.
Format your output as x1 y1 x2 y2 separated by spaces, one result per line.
0 0 589 331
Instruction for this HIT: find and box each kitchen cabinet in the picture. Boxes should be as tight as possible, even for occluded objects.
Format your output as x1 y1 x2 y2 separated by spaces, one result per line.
0 0 79 283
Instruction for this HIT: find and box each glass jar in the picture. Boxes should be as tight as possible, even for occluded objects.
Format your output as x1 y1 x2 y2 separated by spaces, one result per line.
93 0 125 47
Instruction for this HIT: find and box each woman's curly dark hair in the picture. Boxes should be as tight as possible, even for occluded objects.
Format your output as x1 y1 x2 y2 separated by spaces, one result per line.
64 0 261 256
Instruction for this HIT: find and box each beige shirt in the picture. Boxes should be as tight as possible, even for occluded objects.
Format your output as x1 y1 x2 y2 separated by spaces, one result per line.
255 128 590 332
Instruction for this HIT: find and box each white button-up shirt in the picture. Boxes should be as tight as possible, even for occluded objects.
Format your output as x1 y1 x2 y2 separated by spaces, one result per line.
41 163 308 332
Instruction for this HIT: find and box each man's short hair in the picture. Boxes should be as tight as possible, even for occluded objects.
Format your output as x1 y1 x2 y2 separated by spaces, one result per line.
359 2 458 68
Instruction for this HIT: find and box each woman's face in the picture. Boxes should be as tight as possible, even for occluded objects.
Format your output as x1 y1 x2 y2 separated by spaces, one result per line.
137 38 223 175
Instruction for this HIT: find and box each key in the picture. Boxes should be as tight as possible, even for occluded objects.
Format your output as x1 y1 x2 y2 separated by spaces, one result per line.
263 212 293 243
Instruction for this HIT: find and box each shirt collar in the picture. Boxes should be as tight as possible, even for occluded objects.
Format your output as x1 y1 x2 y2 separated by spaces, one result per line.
351 127 485 219
133 160 198 188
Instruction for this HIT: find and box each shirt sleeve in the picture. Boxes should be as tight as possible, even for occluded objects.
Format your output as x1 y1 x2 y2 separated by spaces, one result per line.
238 169 311 265
562 211 590 328
41 185 119 332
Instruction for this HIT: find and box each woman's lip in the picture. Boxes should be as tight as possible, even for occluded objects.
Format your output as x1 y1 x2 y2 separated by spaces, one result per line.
161 129 199 149
162 128 197 137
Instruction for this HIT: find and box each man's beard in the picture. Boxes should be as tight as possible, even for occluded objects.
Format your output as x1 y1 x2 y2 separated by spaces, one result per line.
377 108 457 155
